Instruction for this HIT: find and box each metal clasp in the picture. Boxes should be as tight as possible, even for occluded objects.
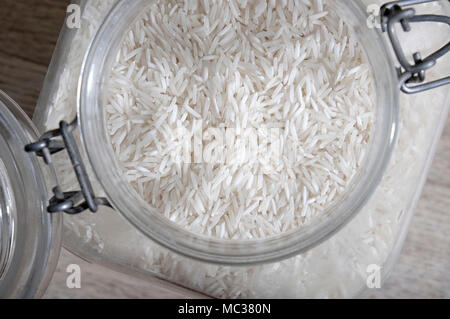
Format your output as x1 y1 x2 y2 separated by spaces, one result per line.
25 118 112 215
380 0 450 94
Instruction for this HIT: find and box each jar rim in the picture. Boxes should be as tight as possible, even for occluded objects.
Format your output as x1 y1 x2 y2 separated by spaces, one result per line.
79 0 399 265
0 90 62 297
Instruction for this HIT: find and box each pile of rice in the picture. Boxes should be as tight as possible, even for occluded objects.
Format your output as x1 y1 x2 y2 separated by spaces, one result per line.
40 0 450 298
105 0 374 239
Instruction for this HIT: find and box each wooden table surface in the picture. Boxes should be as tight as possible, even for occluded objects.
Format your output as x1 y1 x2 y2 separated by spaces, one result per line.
0 0 448 299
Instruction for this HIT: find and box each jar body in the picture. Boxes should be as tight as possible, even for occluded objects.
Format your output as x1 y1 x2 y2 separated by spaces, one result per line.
34 0 450 298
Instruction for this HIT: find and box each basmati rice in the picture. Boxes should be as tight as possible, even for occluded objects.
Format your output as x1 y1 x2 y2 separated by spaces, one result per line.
104 0 375 239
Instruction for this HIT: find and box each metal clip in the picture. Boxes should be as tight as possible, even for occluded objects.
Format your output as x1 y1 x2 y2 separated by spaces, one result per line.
25 118 112 215
380 0 450 94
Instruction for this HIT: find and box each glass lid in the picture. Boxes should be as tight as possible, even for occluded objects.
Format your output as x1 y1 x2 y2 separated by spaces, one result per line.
0 89 62 298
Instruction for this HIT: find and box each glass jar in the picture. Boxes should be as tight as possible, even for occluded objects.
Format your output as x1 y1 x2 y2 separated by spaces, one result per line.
1 0 449 298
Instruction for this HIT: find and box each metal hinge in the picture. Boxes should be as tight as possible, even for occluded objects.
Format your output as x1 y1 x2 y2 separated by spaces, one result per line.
25 118 112 215
380 0 450 94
